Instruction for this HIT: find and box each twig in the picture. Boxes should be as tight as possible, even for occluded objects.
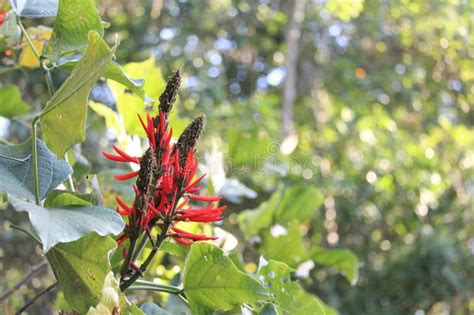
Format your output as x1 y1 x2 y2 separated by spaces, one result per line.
31 117 41 205
15 282 57 314
0 261 48 302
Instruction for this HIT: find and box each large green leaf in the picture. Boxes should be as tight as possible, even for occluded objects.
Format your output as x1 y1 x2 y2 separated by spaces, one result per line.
0 138 72 201
311 247 359 285
238 185 322 238
46 233 116 313
9 0 58 18
261 221 308 267
57 57 145 98
274 185 323 223
258 260 336 315
183 242 269 314
9 194 124 251
0 85 30 118
45 0 103 61
41 31 112 157
238 186 283 239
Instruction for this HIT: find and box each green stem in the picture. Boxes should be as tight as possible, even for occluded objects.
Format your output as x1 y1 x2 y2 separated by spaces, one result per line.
31 118 40 205
120 237 137 277
120 224 171 291
133 280 181 293
17 17 54 98
63 154 75 192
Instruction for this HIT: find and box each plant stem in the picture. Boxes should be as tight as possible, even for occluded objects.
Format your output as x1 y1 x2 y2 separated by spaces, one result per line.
31 117 40 205
15 282 57 314
0 261 48 302
17 17 54 98
120 237 137 276
128 281 181 294
120 224 171 291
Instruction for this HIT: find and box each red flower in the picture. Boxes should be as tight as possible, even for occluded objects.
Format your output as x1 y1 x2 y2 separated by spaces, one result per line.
103 70 225 252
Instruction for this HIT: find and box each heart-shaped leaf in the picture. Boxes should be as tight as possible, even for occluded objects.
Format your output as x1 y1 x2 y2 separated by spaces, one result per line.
45 0 103 61
46 233 116 313
41 31 112 157
258 260 336 315
0 138 72 201
9 194 124 251
183 242 269 313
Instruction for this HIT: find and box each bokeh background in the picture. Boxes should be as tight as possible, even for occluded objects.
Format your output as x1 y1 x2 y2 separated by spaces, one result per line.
1 0 473 314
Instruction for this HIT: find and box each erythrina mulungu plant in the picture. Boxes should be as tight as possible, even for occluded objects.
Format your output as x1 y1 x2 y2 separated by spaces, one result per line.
103 70 226 290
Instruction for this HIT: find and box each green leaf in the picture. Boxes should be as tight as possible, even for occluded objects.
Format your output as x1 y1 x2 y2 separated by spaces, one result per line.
108 57 165 136
258 260 334 315
227 128 272 166
238 186 283 238
238 185 322 238
0 138 72 201
45 0 103 61
57 57 145 98
44 190 97 207
141 302 171 315
9 194 124 251
261 221 308 267
40 31 112 157
183 242 269 314
9 0 58 18
125 304 146 315
311 247 359 285
160 240 189 258
274 185 323 223
0 85 30 117
46 233 116 313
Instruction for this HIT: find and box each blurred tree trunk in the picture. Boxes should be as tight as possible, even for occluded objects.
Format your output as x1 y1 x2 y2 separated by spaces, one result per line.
281 0 305 155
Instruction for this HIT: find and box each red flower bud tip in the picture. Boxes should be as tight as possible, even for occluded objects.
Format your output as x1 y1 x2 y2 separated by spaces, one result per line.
116 196 132 216
174 237 193 245
188 194 223 202
112 145 140 163
117 234 127 246
102 152 130 163
185 174 206 191
122 247 127 258
171 226 219 241
114 170 139 181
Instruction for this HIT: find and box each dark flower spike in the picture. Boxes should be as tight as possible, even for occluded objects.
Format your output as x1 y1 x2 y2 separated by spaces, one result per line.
159 69 181 113
104 70 225 288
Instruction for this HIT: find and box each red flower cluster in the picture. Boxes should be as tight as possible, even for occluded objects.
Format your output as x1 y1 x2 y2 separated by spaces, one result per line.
103 70 225 249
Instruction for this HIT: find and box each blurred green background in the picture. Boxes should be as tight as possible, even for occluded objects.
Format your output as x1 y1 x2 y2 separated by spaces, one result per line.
1 0 473 314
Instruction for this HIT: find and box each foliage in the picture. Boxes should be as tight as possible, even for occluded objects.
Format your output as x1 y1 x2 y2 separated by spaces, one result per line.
1 0 473 314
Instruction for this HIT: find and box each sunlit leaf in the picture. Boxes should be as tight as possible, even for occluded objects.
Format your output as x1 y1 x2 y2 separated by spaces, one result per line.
311 247 359 285
258 260 332 315
45 0 103 61
183 242 269 313
41 31 112 157
57 57 145 98
46 233 116 313
19 26 52 68
0 85 30 117
261 221 308 267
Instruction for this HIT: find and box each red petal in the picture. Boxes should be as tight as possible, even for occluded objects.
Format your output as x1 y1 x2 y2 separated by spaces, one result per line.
113 145 140 164
114 170 139 180
185 174 206 191
173 237 193 245
188 194 223 202
102 152 129 163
